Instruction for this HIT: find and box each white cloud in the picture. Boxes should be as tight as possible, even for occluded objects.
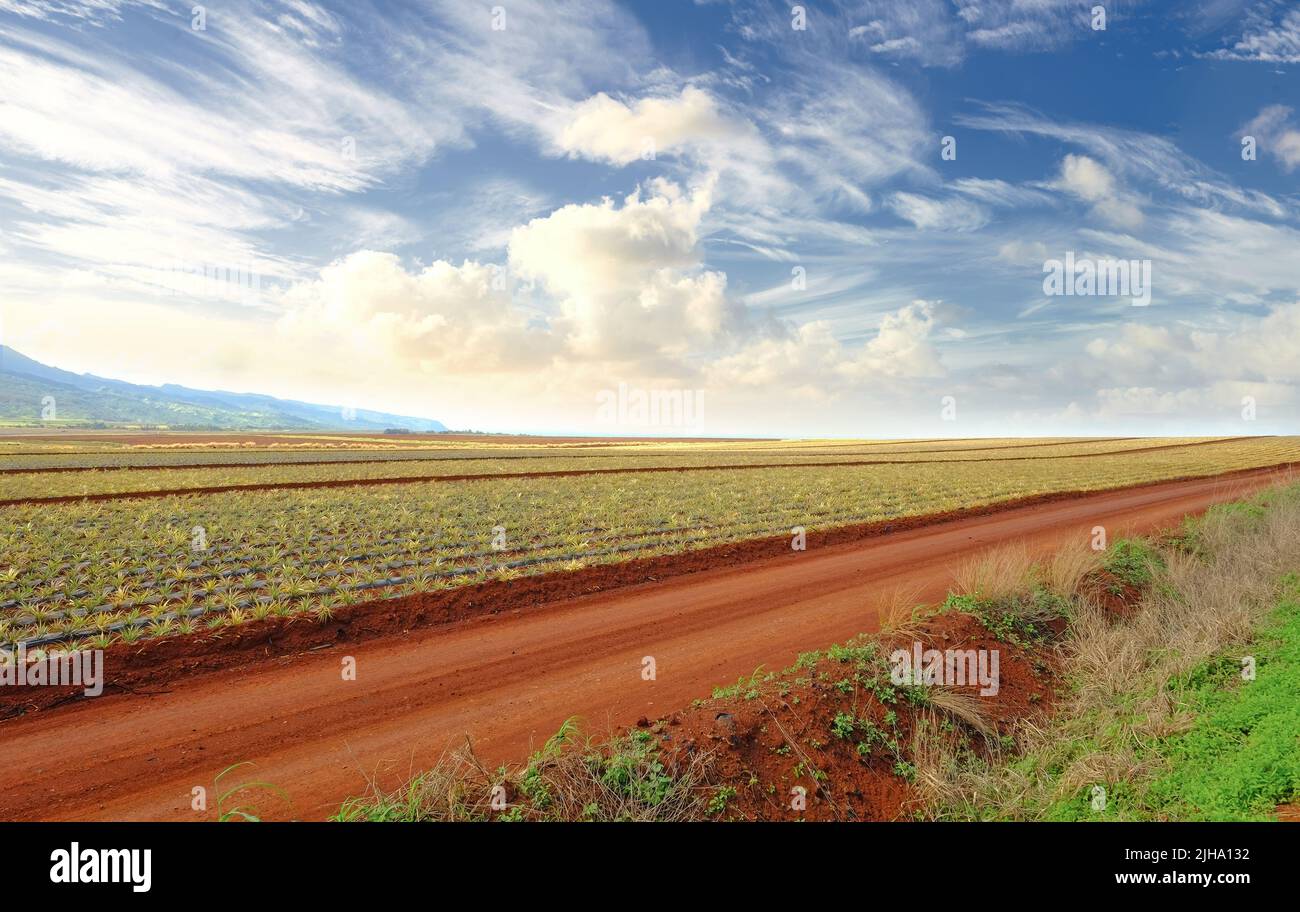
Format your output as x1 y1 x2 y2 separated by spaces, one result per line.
712 4 935 218
1058 154 1116 201
0 15 441 193
955 103 1285 219
1278 133 1300 171
0 170 299 292
1126 208 1300 303
179 178 747 386
709 299 948 394
838 0 1129 64
508 180 708 301
0 0 662 314
1084 300 1300 387
0 0 160 25
336 208 423 253
888 192 990 232
555 87 740 166
844 299 948 380
951 178 1055 209
276 252 558 373
1202 6 1300 63
508 178 744 362
1055 154 1144 229
1243 105 1300 173
997 240 1049 265
846 1 964 67
956 0 1108 52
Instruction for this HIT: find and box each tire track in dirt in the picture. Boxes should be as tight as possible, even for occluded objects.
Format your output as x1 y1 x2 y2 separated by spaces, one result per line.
0 437 1275 507
0 464 1290 821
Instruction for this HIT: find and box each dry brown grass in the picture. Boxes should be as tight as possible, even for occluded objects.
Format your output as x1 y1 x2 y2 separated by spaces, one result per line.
926 687 997 742
951 541 1035 601
1035 541 1104 597
953 535 1103 605
909 695 1002 815
335 720 720 822
916 482 1300 820
876 581 930 637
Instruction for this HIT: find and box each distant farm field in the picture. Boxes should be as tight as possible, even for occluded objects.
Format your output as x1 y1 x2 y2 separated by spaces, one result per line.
3 434 1297 651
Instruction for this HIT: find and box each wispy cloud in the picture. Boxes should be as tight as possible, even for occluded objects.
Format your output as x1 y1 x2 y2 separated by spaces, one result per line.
1 0 1297 435
1199 2 1300 63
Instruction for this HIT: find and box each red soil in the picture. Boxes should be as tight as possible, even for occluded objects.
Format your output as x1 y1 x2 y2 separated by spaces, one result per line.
660 610 1056 821
0 465 1287 822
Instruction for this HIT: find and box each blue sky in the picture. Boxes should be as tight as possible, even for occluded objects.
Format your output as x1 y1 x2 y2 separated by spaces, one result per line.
0 0 1297 436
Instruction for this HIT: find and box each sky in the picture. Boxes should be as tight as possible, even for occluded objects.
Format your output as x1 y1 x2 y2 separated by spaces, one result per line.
0 0 1297 437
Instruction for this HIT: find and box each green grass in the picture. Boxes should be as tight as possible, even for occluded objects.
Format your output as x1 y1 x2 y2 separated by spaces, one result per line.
1102 537 1164 589
1145 577 1300 820
1034 577 1300 822
918 484 1300 821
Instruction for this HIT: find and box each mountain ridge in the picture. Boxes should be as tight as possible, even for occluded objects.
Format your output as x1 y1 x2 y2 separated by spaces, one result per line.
0 346 446 431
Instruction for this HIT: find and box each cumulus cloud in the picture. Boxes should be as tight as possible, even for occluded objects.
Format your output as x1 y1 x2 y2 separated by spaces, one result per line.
709 299 948 394
1084 300 1300 388
1058 154 1116 201
258 186 958 417
1055 154 1144 229
1243 105 1300 173
1009 299 1300 431
844 300 948 380
275 253 557 373
706 321 844 395
508 178 745 362
554 87 740 165
260 179 744 378
509 179 709 301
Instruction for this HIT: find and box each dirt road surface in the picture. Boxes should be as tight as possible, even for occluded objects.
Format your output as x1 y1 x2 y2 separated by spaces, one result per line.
0 467 1289 821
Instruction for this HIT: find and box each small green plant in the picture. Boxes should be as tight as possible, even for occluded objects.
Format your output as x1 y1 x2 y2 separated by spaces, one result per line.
1103 538 1164 589
213 762 291 822
831 712 856 740
708 785 737 816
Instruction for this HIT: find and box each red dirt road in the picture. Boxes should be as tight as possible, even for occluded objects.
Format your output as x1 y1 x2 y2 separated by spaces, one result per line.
0 467 1289 822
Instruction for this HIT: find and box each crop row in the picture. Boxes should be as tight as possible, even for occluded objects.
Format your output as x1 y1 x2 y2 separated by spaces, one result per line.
0 437 1230 500
3 437 1298 649
0 435 1109 470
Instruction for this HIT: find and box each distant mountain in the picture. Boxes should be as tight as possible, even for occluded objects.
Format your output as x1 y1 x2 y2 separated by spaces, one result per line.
0 346 447 432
